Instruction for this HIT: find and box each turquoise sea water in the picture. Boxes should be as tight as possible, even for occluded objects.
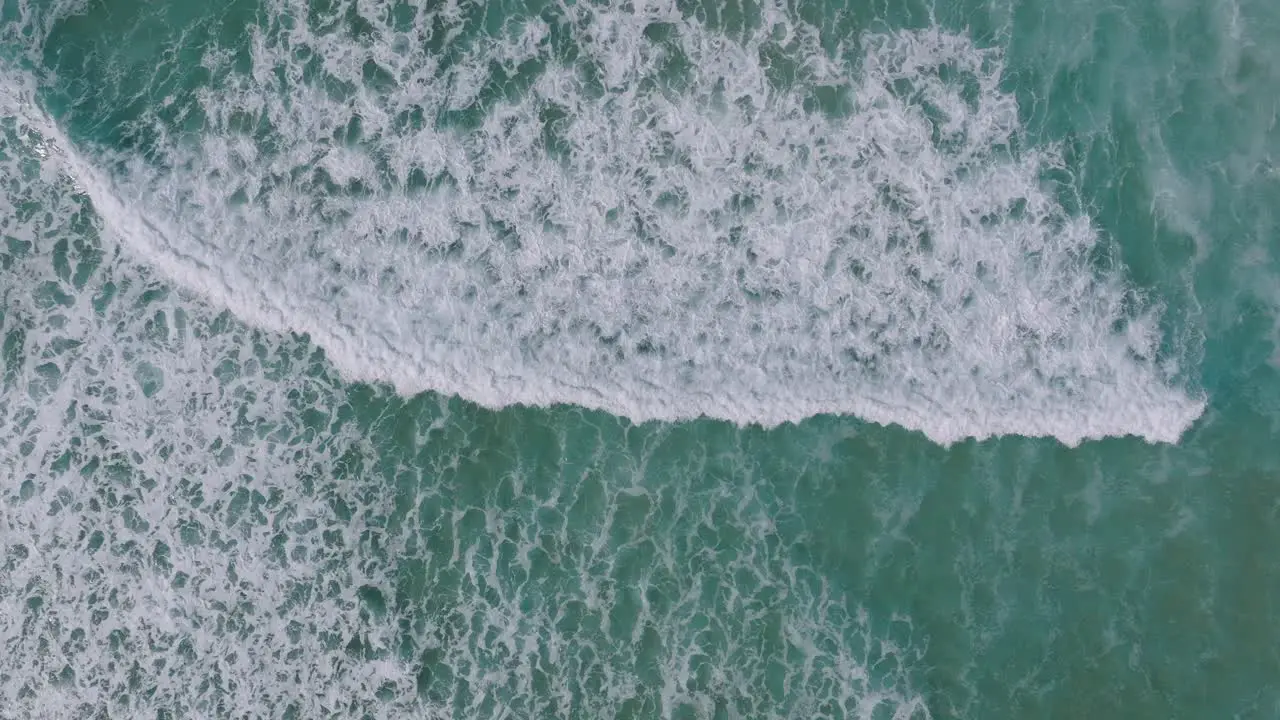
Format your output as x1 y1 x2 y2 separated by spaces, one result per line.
1 0 1278 717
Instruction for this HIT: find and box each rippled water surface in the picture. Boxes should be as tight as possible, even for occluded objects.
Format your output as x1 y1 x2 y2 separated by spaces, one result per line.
1 0 1278 717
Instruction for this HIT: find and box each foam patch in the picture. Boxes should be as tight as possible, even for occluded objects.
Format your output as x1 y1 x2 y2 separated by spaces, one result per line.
0 94 930 717
21 1 1204 446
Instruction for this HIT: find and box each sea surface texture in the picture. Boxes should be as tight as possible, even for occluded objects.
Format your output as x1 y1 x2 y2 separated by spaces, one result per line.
1 0 1277 717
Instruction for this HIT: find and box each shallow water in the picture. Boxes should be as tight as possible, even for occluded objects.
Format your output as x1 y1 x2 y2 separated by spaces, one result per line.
1 0 1278 717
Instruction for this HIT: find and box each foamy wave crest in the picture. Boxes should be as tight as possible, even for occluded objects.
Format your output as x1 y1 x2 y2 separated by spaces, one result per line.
29 0 1203 445
0 93 929 718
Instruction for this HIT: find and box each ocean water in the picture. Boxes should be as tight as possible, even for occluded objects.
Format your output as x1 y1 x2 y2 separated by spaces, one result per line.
0 0 1277 717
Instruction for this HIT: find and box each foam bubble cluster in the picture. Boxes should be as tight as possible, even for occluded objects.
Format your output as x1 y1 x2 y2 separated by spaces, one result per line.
0 96 929 717
20 0 1204 445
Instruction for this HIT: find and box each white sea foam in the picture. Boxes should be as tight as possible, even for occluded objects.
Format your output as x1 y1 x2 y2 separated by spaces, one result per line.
0 103 414 716
0 89 930 717
23 0 1203 448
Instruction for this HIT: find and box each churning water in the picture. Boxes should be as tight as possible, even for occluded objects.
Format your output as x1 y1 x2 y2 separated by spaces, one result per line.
1 0 1278 717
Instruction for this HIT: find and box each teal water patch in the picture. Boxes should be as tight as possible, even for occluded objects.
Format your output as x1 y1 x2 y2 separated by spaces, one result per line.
2 0 1280 718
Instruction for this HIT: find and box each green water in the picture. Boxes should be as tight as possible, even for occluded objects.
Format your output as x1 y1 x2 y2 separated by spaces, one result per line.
1 0 1278 718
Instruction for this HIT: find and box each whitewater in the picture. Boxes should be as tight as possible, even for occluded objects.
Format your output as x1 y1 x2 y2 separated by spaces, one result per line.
5 0 1203 446
8 0 1280 718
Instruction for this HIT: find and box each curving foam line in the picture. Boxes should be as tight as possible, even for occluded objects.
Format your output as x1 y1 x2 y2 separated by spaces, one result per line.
18 0 1205 446
1 94 933 717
